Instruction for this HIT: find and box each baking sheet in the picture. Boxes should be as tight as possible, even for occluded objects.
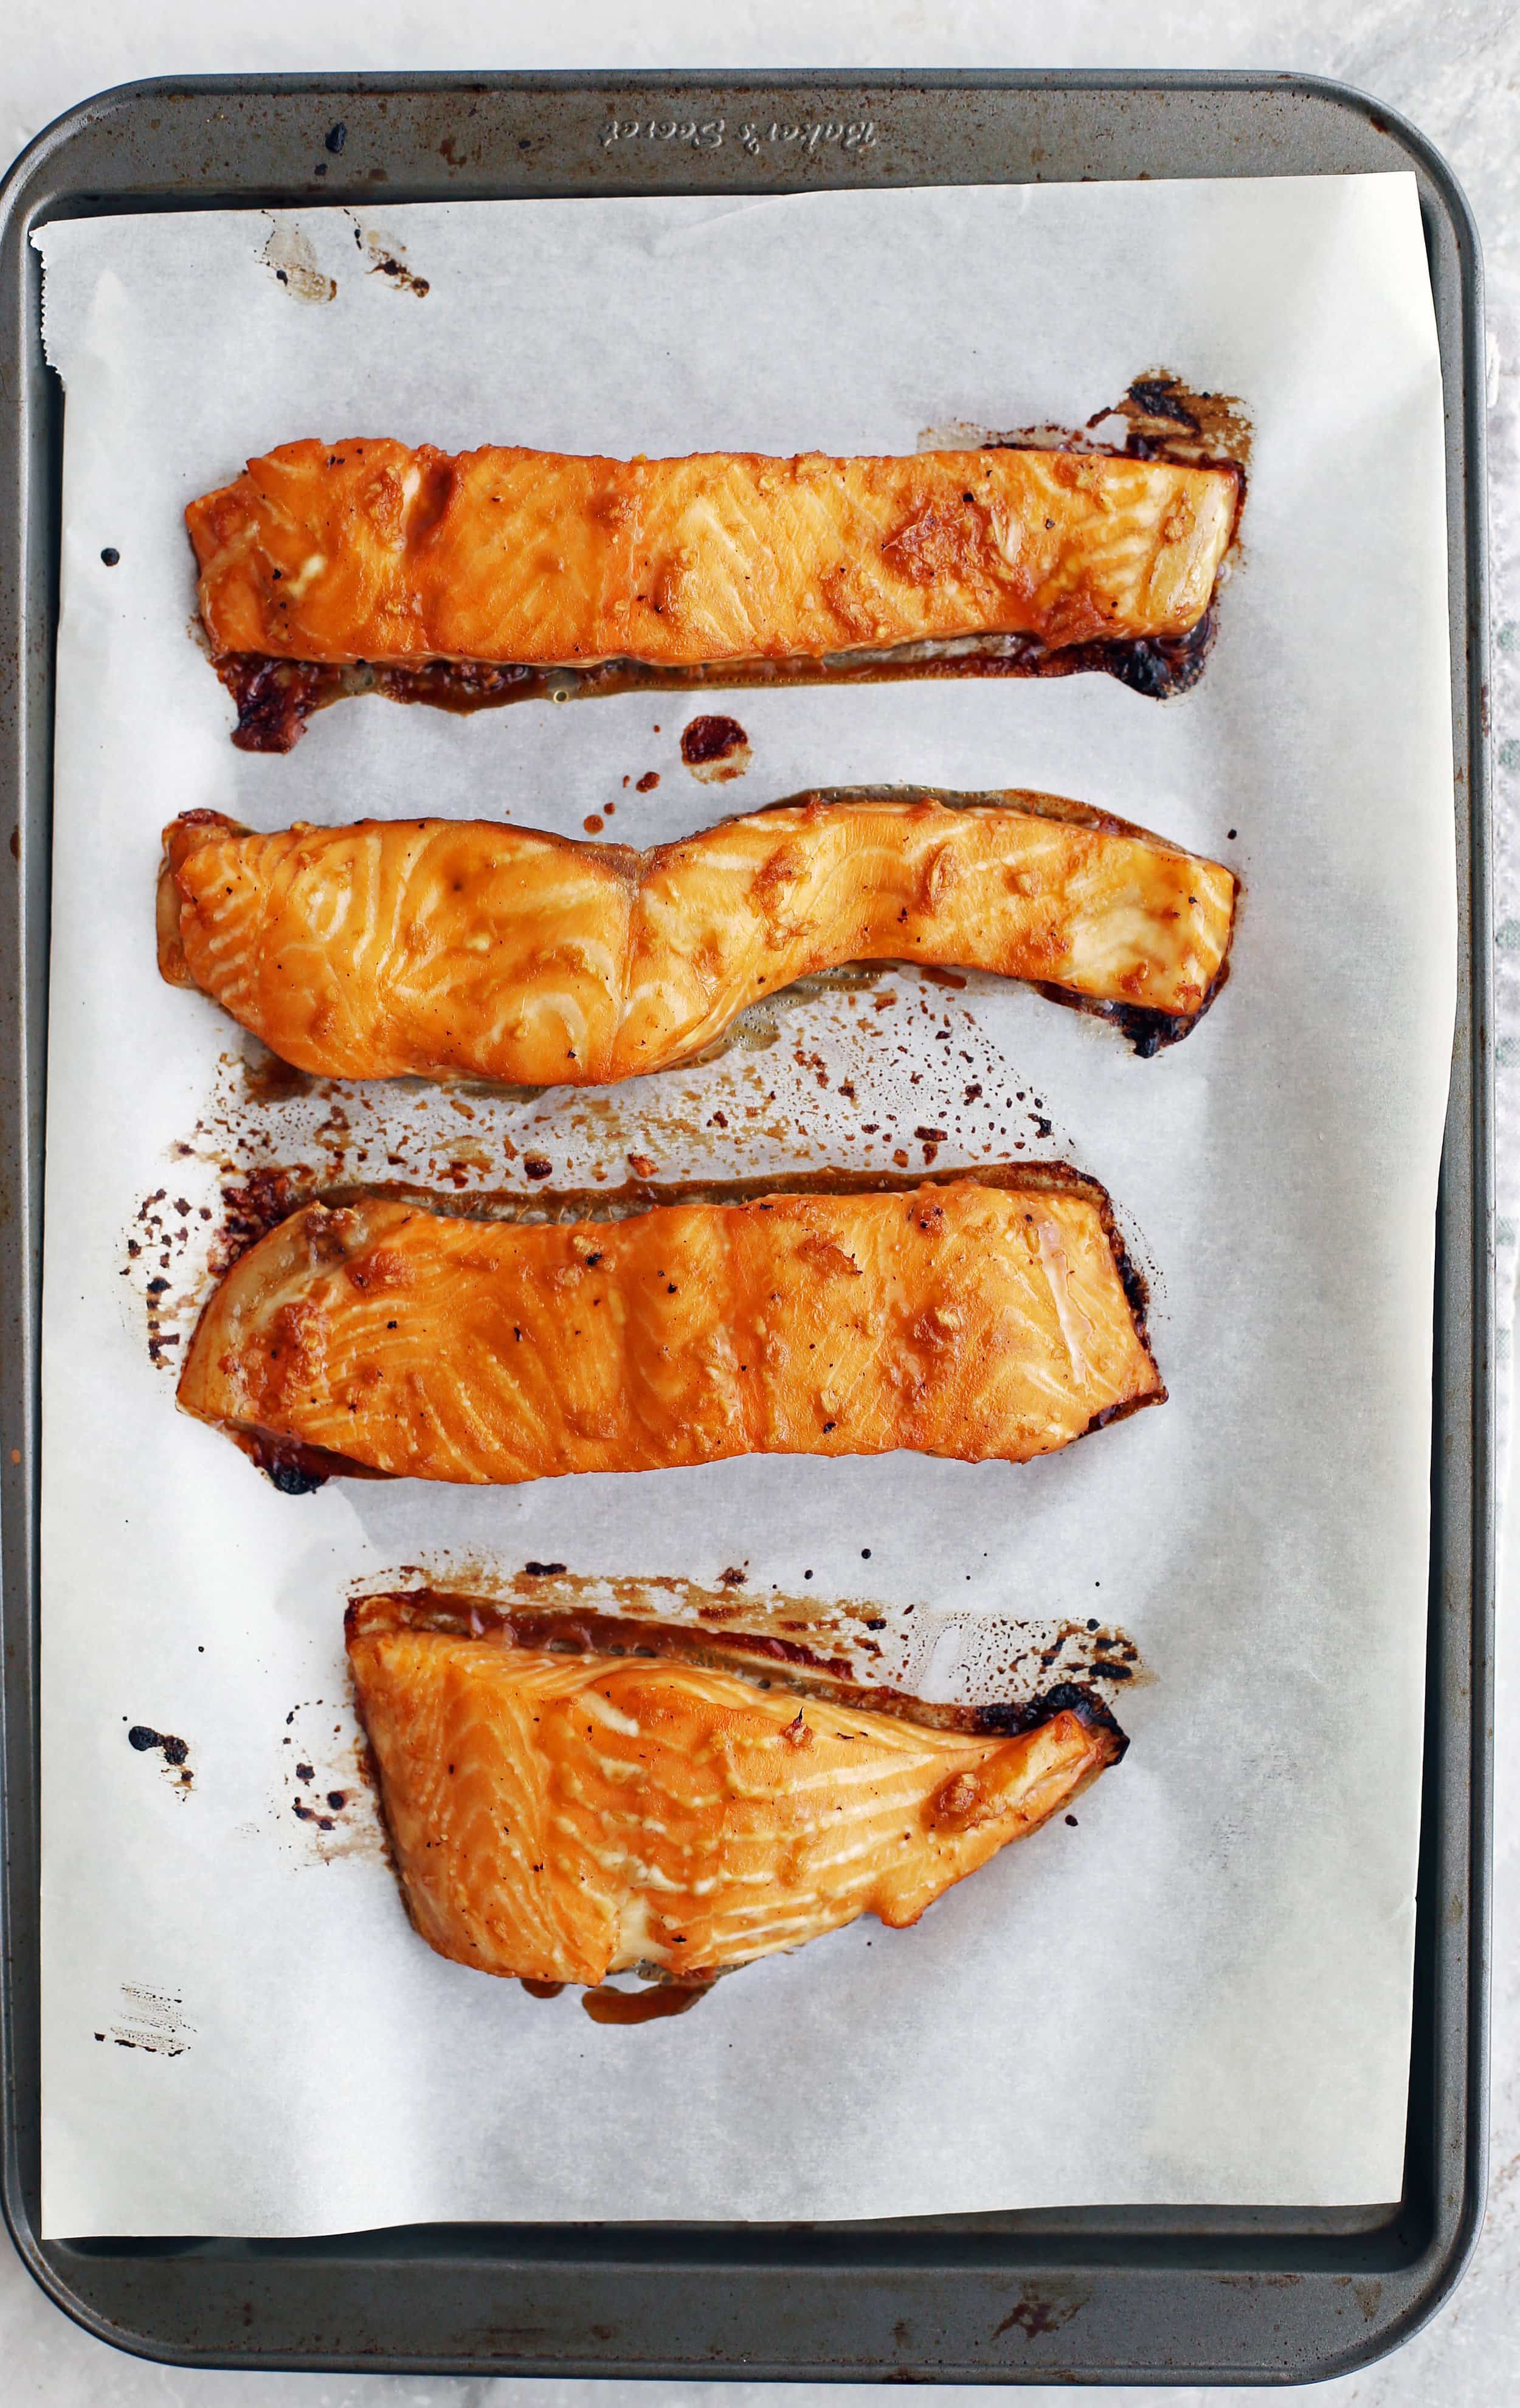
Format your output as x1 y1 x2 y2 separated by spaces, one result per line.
33 174 1454 2236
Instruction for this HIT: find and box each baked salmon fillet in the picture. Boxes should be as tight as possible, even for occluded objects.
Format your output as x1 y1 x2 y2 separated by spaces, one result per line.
157 789 1237 1080
347 1589 1125 1985
178 1171 1162 1485
187 438 1238 668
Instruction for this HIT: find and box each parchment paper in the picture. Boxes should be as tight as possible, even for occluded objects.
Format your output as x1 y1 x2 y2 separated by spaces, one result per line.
34 175 1454 2235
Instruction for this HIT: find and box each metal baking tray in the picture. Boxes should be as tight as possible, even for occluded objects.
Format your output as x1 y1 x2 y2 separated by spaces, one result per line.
0 70 1492 2383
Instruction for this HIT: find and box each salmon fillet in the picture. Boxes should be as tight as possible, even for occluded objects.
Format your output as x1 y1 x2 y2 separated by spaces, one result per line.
346 1591 1125 1985
178 1174 1162 1484
158 791 1237 1083
187 438 1239 667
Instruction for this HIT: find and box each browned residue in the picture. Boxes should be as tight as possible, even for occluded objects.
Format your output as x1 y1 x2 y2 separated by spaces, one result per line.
924 369 1250 551
680 713 751 783
127 1723 195 1794
280 1698 390 1866
129 924 1120 1379
240 1047 320 1104
1096 371 1252 479
582 1982 711 2026
216 654 341 753
217 618 1221 750
213 1161 317 1271
350 216 431 298
344 1576 1147 1739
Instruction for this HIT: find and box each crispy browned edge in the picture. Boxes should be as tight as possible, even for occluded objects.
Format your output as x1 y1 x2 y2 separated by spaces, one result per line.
179 1160 1165 1481
345 1583 1131 1756
156 786 1240 1052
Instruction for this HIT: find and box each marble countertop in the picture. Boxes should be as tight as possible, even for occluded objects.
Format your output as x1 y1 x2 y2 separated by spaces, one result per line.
4 2 1517 2401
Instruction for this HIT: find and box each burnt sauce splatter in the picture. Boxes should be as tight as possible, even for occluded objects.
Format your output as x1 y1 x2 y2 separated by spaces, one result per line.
680 714 751 781
98 1984 195 2057
128 1725 195 1790
1038 958 1233 1060
217 655 342 753
129 1725 188 1763
931 368 1251 485
279 1703 389 1862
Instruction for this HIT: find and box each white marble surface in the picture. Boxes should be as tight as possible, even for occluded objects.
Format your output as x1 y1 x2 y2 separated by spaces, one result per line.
4 1 1518 2399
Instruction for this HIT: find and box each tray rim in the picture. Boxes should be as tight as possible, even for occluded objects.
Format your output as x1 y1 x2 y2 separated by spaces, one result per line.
0 64 1494 2386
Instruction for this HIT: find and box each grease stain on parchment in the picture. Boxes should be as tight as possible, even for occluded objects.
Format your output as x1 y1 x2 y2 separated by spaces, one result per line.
347 214 430 297
125 970 1101 1369
259 215 336 305
278 1696 389 1868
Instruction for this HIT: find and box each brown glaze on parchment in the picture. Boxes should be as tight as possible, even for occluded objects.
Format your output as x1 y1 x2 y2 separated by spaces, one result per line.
215 614 1223 752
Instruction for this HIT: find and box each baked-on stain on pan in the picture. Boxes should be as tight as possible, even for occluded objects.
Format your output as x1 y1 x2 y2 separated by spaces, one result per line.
345 1585 1128 1998
157 786 1238 1079
174 1163 1162 1489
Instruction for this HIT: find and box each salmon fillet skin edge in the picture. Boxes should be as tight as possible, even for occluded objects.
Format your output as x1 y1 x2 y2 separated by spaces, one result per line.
178 1175 1162 1485
157 791 1238 1083
346 1594 1126 1985
186 439 1240 668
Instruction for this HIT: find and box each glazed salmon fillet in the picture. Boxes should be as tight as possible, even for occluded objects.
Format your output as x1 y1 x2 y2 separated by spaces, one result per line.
178 1175 1162 1484
158 791 1237 1082
346 1593 1125 1985
187 438 1238 668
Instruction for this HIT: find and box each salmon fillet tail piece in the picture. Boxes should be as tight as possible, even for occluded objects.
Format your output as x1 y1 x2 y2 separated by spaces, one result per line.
187 438 1240 670
158 789 1238 1081
346 1590 1127 1985
177 1171 1162 1486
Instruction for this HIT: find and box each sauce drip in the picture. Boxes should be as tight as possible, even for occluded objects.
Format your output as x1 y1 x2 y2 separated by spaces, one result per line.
519 1977 565 2000
680 712 748 765
582 1982 712 2026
